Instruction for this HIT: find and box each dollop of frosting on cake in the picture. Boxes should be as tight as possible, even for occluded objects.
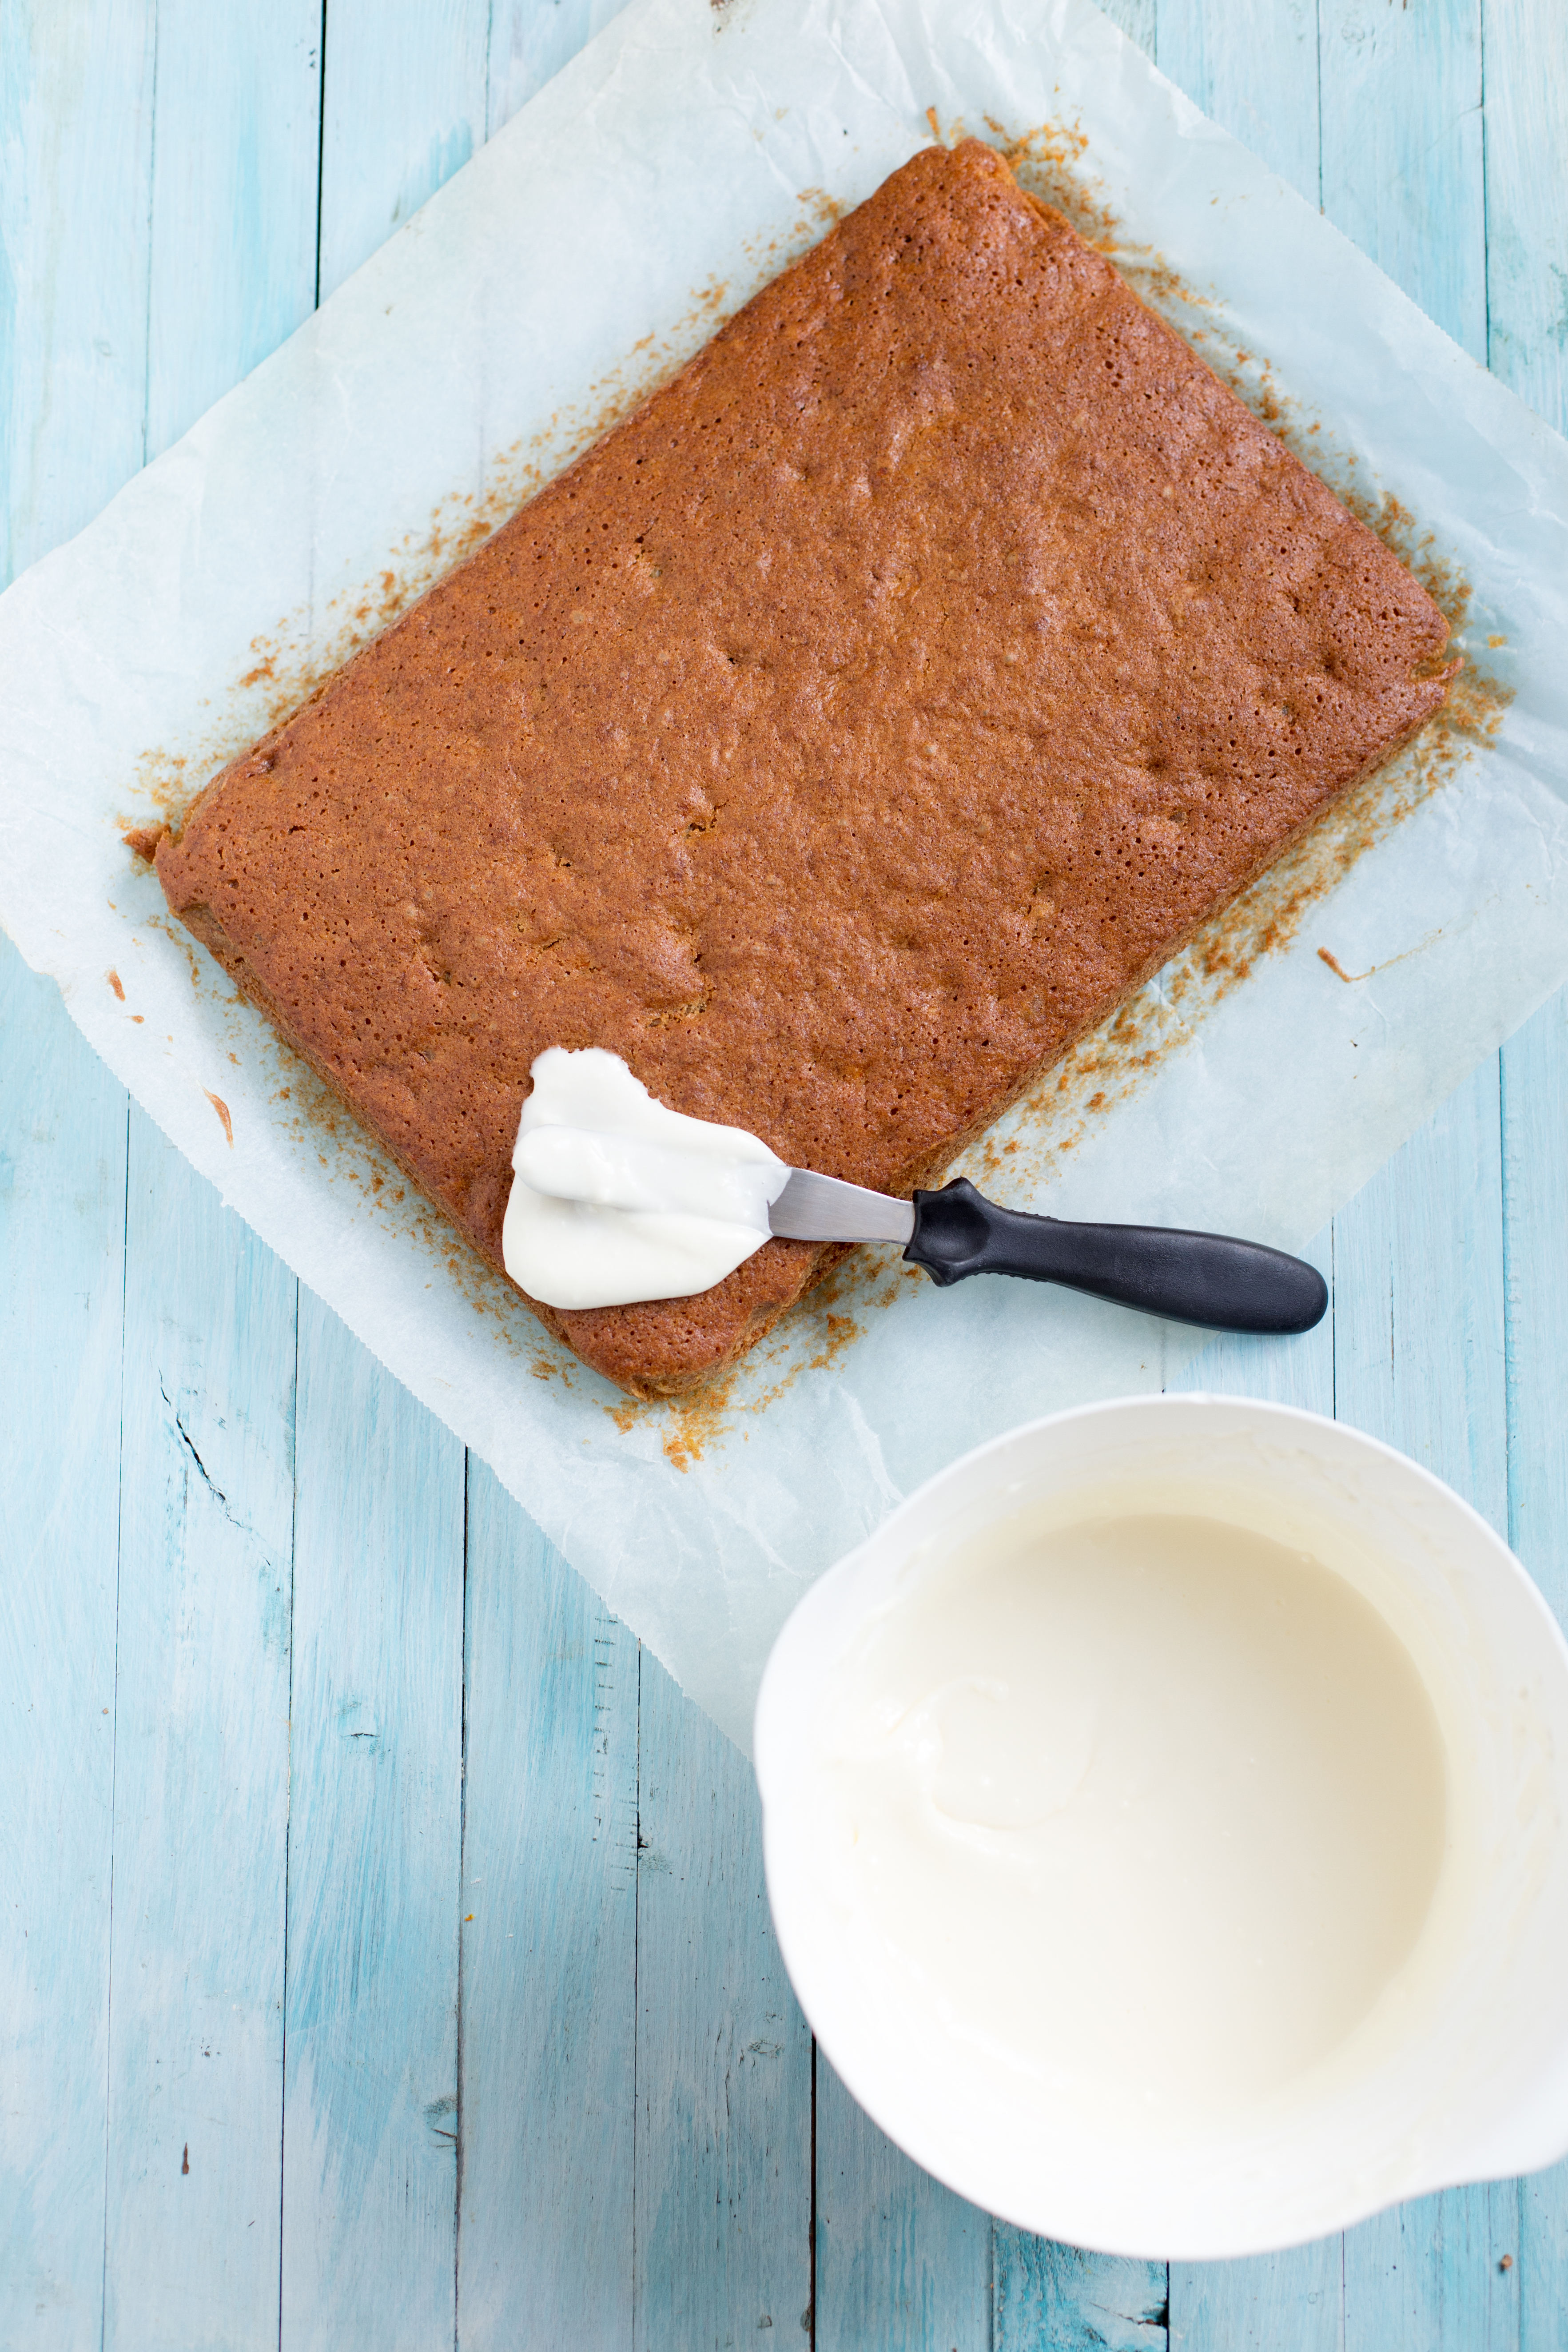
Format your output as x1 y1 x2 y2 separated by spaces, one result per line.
502 1047 788 1309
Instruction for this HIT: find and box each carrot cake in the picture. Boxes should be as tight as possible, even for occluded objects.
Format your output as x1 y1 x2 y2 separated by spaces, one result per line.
154 139 1451 1396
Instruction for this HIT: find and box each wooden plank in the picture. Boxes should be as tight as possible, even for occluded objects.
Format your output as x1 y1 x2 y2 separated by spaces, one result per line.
0 944 126 2348
456 1465 638 2349
1488 7 1568 2342
1345 2186 1520 2352
486 0 633 140
144 0 321 461
1485 16 1568 1632
89 11 315 2342
1319 0 1485 355
0 4 149 2333
1170 2240 1342 2352
1520 2148 1568 2352
1319 13 1509 2324
1334 1058 1513 2352
816 2057 990 2352
1332 1058 1507 1528
0 4 1561 2352
1482 0 1568 426
995 2235 1167 2351
318 0 490 301
275 23 477 2340
1325 0 1561 2333
0 0 154 585
279 1289 466 2350
1491 33 1568 2326
100 1114 296 2352
1154 0 1320 199
633 1656 812 2351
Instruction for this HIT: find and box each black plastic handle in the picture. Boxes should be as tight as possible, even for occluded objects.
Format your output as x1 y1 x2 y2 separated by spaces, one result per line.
907 1177 1326 1335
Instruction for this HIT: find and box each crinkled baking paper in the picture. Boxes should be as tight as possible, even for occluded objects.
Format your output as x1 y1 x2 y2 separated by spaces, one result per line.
4 0 1566 1750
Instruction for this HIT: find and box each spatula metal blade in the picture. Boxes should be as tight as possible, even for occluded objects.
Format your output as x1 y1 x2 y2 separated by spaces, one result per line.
768 1169 915 1246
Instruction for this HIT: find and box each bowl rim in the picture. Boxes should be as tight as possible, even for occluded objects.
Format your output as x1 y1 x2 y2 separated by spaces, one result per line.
753 1390 1568 2259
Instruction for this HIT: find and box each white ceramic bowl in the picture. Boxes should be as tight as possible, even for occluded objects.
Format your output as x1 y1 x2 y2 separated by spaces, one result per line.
754 1395 1568 2259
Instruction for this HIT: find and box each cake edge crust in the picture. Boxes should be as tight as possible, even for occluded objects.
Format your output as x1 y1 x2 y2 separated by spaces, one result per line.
157 674 1449 1401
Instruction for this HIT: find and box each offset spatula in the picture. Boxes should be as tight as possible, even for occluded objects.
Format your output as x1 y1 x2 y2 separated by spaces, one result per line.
769 1171 1326 1336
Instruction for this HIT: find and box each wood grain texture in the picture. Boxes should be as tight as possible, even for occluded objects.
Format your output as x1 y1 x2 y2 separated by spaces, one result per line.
1334 1057 1508 1527
1335 1060 1512 2351
145 0 321 460
4 0 1568 2345
994 2235 1168 2350
1488 19 1568 2333
0 0 154 584
1486 0 1568 1632
91 16 315 2342
1344 2184 1520 2352
456 1465 638 2350
102 1116 296 2352
1501 995 1568 2352
633 1656 812 2352
815 2057 990 2352
280 1291 466 2350
1320 0 1486 358
0 8 150 2333
486 0 633 140
1155 0 1321 197
1519 2148 1568 2352
1482 0 1568 423
1317 22 1516 2335
0 945 126 2350
318 0 489 300
1171 2243 1343 2352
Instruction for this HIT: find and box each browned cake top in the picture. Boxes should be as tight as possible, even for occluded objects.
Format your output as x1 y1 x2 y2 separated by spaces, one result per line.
157 140 1449 1395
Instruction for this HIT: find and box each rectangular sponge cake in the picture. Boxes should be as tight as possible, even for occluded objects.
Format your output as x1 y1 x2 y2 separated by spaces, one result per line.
155 140 1451 1397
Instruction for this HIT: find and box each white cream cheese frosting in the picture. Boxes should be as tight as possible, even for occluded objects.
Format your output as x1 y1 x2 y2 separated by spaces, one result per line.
501 1047 789 1310
814 1506 1450 2131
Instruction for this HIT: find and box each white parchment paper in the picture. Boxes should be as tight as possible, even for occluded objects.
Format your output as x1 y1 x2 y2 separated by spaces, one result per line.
3 0 1566 1751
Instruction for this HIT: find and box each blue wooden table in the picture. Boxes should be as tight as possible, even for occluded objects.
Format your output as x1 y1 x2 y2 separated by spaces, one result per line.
3 2 1566 2344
